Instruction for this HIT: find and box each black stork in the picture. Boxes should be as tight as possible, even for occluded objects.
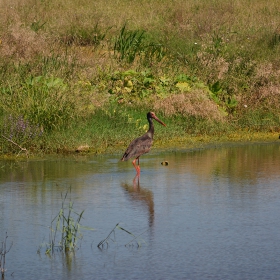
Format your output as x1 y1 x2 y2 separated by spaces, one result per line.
121 112 166 175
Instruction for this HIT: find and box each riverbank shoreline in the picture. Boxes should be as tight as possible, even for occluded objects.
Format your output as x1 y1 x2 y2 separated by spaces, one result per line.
1 131 279 160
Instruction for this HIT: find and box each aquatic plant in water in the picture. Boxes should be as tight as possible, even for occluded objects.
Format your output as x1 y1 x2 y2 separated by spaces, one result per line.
97 223 146 248
0 232 13 278
40 190 93 255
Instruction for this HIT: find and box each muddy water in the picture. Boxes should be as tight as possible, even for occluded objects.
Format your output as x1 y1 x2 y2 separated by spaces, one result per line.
1 142 280 280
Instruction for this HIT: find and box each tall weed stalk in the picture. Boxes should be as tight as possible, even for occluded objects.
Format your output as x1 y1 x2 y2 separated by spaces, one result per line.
0 233 13 278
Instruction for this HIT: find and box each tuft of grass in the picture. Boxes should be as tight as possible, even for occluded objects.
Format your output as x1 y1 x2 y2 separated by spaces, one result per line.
40 189 94 255
30 20 46 32
113 24 167 65
114 23 146 63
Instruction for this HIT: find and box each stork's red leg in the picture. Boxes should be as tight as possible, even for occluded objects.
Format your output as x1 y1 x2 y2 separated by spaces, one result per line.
132 158 140 175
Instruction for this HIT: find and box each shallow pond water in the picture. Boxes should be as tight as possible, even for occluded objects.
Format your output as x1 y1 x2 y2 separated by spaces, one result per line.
1 142 280 280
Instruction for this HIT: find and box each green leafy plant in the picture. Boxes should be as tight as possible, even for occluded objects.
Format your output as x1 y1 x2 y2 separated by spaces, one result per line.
108 69 204 104
209 81 238 114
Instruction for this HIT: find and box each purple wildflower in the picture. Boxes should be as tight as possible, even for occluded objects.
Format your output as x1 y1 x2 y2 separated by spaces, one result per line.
3 114 43 141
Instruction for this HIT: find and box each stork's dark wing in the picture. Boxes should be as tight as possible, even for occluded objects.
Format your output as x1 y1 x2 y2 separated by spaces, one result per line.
121 133 153 161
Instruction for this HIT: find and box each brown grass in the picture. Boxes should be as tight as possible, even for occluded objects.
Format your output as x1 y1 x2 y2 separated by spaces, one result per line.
154 89 225 121
1 23 49 60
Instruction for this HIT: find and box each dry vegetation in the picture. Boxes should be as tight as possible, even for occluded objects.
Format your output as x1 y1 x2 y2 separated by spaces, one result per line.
0 0 280 154
154 90 226 121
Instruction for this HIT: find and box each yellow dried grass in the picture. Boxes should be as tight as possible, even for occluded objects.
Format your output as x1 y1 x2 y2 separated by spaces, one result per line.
154 89 225 121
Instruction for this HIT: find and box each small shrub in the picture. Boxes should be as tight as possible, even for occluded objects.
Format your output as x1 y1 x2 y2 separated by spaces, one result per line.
208 81 238 114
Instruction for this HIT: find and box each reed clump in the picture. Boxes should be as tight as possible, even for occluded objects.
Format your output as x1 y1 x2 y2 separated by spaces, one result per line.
0 0 279 155
39 190 93 255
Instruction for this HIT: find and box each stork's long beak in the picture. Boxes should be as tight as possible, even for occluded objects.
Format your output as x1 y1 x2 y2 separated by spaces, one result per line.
153 115 166 127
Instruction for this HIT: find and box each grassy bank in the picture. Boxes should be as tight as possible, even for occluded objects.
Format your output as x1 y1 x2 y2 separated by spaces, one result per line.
0 0 280 156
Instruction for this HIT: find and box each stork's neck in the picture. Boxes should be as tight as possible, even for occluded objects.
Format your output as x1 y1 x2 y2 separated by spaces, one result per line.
147 117 155 138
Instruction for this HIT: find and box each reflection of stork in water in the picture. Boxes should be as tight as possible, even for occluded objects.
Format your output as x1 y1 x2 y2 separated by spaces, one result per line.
121 176 154 227
121 112 166 176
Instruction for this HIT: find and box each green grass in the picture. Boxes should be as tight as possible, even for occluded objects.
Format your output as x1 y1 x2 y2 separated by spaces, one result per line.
1 103 280 156
0 0 280 156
